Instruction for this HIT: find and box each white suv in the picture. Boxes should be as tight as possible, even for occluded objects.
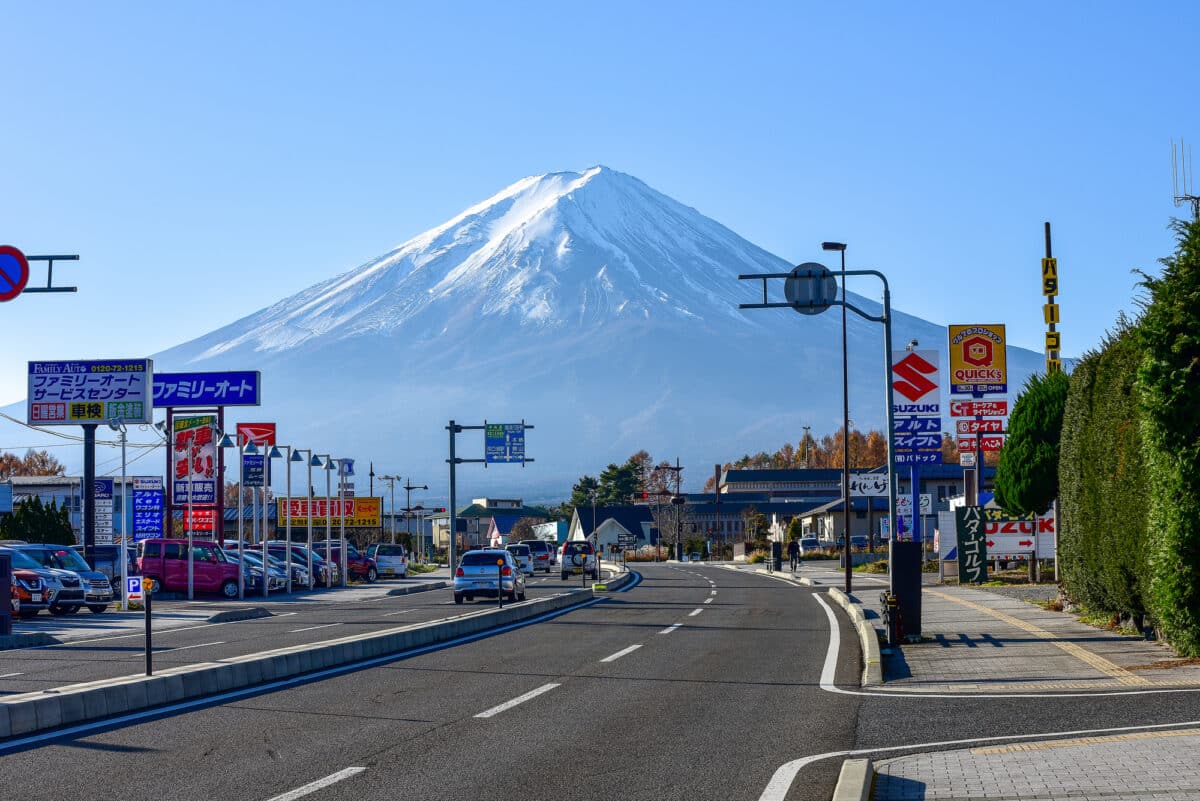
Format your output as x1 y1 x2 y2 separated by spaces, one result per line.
560 540 597 581
518 539 554 573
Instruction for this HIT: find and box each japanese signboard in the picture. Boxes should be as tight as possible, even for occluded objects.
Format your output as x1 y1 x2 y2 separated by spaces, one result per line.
849 472 889 497
132 476 164 541
895 452 943 465
277 497 382 528
0 483 11 515
978 507 1056 556
485 423 526 464
181 506 216 532
947 325 1007 395
949 399 1008 417
1042 257 1062 374
28 359 152 425
957 435 1005 452
93 478 114 544
955 506 988 583
959 451 977 468
242 453 265 488
893 417 941 433
172 415 217 505
956 418 1004 435
891 349 941 414
897 494 933 516
153 371 261 408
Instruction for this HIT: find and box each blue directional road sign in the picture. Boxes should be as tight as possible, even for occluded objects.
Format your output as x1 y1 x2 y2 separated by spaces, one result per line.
242 454 265 487
485 423 526 464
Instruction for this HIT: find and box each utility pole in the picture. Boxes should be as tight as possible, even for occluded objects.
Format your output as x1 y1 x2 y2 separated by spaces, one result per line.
403 477 428 558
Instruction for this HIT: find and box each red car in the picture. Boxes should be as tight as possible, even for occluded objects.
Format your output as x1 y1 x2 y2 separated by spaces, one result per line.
12 567 47 619
314 541 378 583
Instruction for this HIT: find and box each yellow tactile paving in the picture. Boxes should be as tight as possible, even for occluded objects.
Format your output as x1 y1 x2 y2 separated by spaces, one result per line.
925 589 1153 686
971 727 1200 754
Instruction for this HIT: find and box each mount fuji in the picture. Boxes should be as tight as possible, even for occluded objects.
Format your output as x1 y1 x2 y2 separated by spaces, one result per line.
13 167 1049 499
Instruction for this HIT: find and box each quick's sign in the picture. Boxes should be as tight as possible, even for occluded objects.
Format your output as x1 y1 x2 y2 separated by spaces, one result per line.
947 325 1007 395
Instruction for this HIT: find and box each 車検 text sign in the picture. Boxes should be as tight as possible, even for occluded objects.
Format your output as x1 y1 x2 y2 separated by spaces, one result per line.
485 423 526 464
947 324 1007 395
278 497 382 528
28 359 153 425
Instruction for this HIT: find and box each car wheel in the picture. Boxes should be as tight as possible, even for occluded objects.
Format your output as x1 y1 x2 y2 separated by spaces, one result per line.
561 573 569 581
87 604 108 614
366 567 378 583
19 610 38 620
508 589 518 602
465 594 474 602
518 588 527 601
454 592 464 604
220 580 239 599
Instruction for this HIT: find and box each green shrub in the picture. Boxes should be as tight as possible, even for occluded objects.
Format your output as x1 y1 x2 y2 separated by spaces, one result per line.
1137 218 1200 655
995 371 1070 516
1058 321 1150 618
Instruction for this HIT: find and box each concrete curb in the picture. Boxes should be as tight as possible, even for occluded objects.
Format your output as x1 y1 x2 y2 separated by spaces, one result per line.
596 564 634 592
0 588 595 742
752 568 814 586
827 588 883 686
386 581 448 597
0 632 60 650
206 607 274 624
832 758 873 801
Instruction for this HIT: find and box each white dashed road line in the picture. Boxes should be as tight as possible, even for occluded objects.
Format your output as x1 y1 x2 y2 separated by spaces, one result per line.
0 672 24 678
688 608 703 617
659 623 682 634
265 767 367 801
475 683 561 718
380 609 413 617
600 644 643 663
288 623 342 633
160 641 224 653
704 598 714 604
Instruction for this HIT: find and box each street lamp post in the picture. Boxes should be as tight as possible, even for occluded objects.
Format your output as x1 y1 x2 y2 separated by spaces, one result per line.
269 445 305 593
107 418 128 611
316 454 333 589
216 433 253 600
296 451 319 589
822 241 854 595
404 478 428 560
379 475 399 545
335 458 349 588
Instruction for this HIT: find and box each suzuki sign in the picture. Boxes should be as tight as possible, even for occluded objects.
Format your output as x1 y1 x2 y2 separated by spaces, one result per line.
891 349 941 414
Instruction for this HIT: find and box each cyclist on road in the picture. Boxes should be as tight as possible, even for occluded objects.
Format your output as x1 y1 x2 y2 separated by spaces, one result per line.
787 538 801 572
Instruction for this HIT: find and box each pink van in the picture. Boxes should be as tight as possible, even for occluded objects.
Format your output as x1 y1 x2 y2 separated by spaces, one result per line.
137 539 240 598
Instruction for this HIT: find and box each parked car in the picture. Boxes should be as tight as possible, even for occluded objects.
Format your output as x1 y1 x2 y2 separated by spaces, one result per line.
72 544 138 598
223 550 287 592
266 542 338 587
505 543 534 575
517 539 554 573
850 535 870 551
9 564 45 619
15 543 114 613
560 540 598 581
0 546 84 615
453 549 526 604
798 537 822 555
365 543 408 579
137 539 241 598
313 541 378 583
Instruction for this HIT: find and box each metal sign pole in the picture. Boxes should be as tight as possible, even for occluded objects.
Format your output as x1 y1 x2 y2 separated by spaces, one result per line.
187 440 194 602
119 427 128 611
237 442 244 600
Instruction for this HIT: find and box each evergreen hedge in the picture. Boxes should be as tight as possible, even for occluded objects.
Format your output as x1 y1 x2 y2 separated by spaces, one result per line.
995 370 1070 516
1058 323 1150 618
1137 218 1200 655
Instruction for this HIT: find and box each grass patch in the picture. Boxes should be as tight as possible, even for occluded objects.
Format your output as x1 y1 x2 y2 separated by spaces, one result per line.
408 563 438 575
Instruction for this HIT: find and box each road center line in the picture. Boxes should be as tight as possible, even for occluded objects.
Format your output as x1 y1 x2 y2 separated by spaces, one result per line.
288 623 342 633
0 672 24 678
688 608 703 617
600 644 643 662
265 767 367 801
475 683 561 718
711 590 717 595
704 598 714 604
380 609 413 617
160 641 224 653
659 623 682 634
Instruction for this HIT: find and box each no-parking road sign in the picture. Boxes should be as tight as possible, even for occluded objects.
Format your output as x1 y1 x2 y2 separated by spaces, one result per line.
0 245 30 302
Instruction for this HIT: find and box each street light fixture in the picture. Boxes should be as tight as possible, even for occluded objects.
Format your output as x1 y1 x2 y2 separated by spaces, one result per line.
269 445 305 594
821 241 855 594
316 454 334 588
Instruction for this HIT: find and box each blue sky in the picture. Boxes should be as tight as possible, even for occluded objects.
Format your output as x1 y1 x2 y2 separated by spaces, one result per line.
2 1 1196 406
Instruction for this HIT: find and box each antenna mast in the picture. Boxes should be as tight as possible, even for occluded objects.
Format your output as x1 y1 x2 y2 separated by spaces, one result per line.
1172 138 1200 220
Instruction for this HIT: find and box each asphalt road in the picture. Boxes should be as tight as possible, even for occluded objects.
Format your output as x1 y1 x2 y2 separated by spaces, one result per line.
3 564 1197 801
0 575 580 695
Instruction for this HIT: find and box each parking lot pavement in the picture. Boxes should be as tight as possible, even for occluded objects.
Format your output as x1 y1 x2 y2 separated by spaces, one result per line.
873 728 1200 800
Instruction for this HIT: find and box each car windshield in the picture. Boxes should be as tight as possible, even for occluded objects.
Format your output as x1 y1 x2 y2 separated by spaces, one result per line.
1 549 43 570
28 547 92 571
375 545 405 557
508 546 530 556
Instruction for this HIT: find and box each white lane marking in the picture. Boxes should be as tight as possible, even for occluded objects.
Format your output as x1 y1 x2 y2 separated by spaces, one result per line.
704 598 714 604
600 644 643 663
711 590 717 595
275 612 299 617
474 683 560 718
288 623 341 633
0 672 24 678
688 608 703 617
757 721 1200 801
266 767 367 801
160 640 224 653
811 593 1200 700
659 623 682 634
380 609 413 617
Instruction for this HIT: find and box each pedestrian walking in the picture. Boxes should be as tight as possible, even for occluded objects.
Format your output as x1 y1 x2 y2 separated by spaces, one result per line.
787 538 800 572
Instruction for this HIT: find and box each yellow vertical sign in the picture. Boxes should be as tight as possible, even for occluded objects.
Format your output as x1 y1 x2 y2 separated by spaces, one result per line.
1041 256 1061 372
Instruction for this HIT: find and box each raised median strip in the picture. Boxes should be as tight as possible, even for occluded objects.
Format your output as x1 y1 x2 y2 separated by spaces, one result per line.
827 588 883 686
0 588 595 741
386 580 448 597
206 607 274 624
831 758 874 801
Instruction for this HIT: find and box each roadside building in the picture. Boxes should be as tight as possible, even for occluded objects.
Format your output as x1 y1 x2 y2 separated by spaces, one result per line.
2 475 136 543
431 497 550 551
